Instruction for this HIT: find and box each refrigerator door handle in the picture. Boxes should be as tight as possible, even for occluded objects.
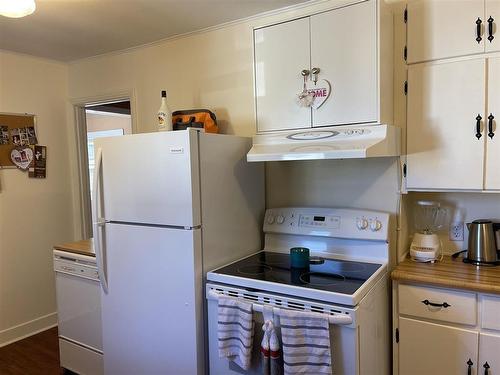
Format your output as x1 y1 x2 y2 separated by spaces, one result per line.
92 147 109 293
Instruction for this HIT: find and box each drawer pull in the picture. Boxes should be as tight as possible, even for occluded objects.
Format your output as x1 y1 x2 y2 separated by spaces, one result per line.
484 362 490 375
468 358 474 375
421 299 451 308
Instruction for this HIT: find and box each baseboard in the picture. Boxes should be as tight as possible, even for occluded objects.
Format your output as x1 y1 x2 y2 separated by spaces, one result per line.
0 312 58 347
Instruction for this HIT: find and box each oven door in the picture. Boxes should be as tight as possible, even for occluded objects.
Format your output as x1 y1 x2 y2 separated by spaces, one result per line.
206 284 358 375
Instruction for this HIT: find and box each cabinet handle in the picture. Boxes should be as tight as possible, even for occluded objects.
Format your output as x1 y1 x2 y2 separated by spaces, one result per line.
477 18 483 43
421 299 451 308
468 358 474 375
488 113 495 139
488 17 494 42
476 114 483 139
484 361 490 375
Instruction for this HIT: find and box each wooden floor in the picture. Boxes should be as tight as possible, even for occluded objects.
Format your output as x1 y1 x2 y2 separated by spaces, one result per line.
0 327 64 375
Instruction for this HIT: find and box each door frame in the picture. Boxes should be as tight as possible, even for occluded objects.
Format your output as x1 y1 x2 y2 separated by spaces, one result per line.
71 89 138 238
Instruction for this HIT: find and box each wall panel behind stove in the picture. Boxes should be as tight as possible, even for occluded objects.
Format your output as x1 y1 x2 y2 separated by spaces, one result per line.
265 158 402 266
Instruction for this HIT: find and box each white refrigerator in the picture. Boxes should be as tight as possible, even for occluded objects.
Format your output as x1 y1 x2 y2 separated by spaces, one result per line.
92 129 264 374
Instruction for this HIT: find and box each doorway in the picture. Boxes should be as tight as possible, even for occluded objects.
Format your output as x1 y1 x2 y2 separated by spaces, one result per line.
85 101 132 196
75 99 134 238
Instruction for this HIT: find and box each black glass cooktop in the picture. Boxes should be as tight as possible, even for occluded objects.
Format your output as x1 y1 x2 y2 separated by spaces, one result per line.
214 251 382 295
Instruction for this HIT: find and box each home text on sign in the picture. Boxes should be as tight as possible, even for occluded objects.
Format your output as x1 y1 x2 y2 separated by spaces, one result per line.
308 88 328 97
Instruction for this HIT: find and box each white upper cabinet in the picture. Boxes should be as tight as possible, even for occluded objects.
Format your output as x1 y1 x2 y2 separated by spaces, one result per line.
407 0 500 64
254 18 311 132
406 58 486 190
254 0 391 133
311 1 377 127
407 0 484 64
485 57 500 190
486 0 500 52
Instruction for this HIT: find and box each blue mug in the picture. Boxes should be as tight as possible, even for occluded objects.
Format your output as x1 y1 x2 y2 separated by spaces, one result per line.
290 247 310 268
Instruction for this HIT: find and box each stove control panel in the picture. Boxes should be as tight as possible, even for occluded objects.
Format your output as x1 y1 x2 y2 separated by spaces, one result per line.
263 207 389 241
299 214 340 229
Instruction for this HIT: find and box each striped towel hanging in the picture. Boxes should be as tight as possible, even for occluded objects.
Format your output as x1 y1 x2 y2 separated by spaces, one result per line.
217 295 255 370
279 309 332 375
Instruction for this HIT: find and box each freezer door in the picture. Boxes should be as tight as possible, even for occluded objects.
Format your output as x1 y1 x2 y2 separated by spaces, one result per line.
95 130 200 227
101 223 203 375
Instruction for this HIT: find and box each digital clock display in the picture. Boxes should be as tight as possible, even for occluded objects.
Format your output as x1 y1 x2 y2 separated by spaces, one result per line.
313 216 325 222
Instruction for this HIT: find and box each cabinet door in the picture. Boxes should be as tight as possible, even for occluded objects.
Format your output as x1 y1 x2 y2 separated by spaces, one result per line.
407 0 485 64
486 0 500 52
479 333 500 374
407 58 486 190
485 57 500 189
399 317 479 375
254 18 311 132
311 0 377 127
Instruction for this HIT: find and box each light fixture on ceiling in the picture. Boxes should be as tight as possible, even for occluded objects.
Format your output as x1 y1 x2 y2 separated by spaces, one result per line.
0 0 36 18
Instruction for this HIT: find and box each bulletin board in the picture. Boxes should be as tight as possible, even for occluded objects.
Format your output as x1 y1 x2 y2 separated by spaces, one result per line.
0 113 37 168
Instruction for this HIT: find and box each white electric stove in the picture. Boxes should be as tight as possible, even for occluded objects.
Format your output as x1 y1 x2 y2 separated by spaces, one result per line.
206 207 391 375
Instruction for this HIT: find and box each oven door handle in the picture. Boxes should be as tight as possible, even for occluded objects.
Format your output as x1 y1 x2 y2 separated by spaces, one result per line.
208 290 353 326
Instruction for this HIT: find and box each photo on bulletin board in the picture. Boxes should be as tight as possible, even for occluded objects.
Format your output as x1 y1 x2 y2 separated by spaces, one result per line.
0 113 37 168
11 126 37 146
1 126 9 145
28 145 46 179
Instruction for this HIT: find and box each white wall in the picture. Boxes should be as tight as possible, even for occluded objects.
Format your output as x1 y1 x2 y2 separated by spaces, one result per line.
0 51 74 346
266 158 402 265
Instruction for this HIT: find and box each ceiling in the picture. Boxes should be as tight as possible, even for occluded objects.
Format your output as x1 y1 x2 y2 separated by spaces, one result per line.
0 0 307 62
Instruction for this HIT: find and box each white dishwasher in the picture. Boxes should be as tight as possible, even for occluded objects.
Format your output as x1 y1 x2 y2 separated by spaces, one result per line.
54 250 103 375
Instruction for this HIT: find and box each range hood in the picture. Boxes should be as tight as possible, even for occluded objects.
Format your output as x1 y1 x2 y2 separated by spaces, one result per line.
247 124 401 162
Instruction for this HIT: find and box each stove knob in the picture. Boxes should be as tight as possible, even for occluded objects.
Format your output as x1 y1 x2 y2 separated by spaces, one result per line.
267 215 275 224
276 215 285 224
356 218 368 230
370 220 382 232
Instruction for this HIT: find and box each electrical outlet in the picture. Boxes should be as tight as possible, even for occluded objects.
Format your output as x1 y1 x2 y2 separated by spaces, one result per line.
449 222 464 241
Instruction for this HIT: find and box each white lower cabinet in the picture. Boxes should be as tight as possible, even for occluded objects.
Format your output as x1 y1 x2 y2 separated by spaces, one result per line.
399 317 478 375
479 333 500 374
395 283 500 375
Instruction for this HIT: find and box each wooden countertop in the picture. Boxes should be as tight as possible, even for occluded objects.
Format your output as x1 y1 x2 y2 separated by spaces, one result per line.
53 239 94 257
392 255 500 294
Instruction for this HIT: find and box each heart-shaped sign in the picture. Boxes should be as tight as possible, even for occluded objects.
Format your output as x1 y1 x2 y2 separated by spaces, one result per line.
306 79 332 109
10 147 34 171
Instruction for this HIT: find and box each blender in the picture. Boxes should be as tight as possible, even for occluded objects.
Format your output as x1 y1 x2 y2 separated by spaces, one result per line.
410 200 447 263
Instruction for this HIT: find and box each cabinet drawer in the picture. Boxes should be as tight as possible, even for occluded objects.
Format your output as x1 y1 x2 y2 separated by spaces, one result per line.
398 284 476 325
481 295 500 331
